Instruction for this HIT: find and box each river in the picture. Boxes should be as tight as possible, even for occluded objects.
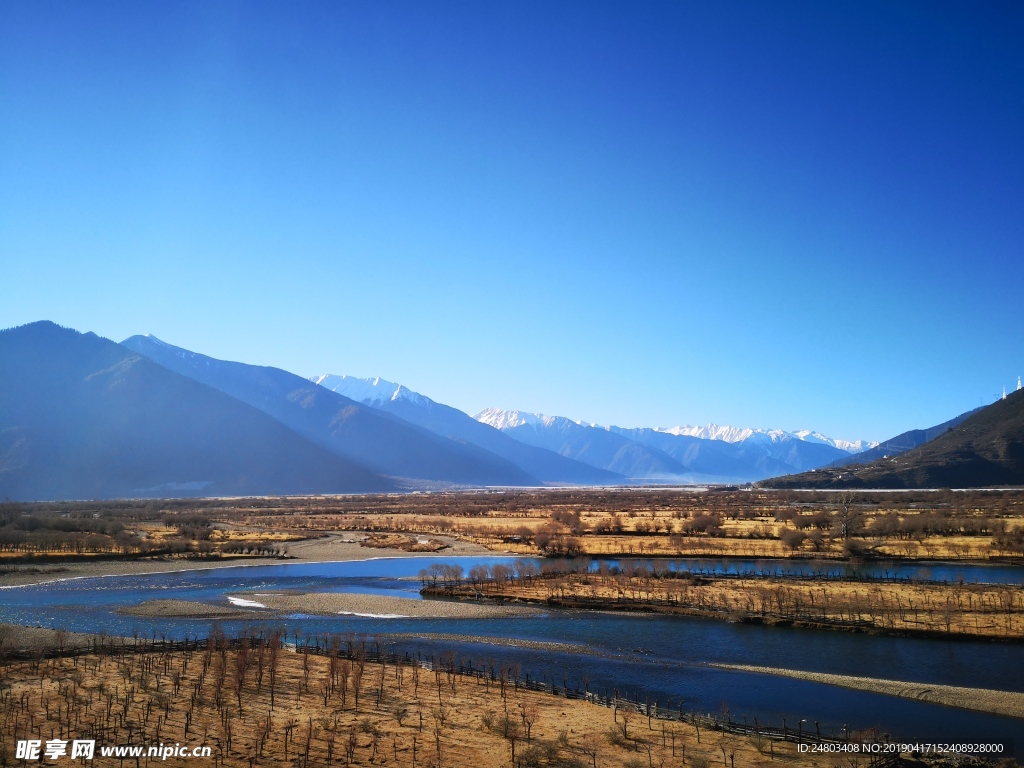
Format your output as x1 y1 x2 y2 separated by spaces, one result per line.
2 555 1022 751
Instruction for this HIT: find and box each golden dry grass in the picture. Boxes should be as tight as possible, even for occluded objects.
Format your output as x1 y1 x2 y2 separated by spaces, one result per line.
0 646 826 768
252 493 1020 562
432 572 1024 640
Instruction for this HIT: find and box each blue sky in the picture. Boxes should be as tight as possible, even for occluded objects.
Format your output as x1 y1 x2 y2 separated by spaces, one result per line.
2 1 1022 442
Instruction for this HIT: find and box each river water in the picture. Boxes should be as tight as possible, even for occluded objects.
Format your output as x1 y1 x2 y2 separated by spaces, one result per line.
2 556 1022 751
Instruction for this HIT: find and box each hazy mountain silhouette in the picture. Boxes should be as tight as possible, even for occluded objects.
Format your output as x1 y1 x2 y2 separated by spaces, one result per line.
473 411 854 483
312 375 621 485
122 335 537 487
0 322 392 500
477 414 691 479
606 425 849 480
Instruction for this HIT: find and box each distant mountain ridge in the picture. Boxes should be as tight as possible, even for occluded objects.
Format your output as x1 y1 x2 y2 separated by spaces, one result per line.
311 374 425 407
656 424 874 453
7 319 1008 499
761 392 1024 489
473 408 869 483
0 322 393 500
476 410 873 454
475 410 692 480
122 336 538 487
832 406 984 468
311 375 621 485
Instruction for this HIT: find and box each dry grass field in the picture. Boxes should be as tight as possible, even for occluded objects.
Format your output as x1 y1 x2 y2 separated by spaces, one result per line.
4 489 1024 566
213 489 1024 562
0 639 850 768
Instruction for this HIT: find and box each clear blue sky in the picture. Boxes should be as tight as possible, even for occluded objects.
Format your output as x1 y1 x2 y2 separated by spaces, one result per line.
2 2 1022 442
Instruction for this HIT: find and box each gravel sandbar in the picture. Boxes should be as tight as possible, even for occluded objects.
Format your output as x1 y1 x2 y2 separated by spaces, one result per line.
715 663 1024 719
116 599 267 620
245 592 541 619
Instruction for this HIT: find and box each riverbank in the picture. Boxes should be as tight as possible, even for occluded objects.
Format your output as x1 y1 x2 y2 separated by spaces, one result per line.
0 532 503 588
714 663 1024 720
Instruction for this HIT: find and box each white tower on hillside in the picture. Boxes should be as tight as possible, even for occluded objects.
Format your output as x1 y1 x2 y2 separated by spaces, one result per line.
1003 386 1008 400
1018 376 1022 392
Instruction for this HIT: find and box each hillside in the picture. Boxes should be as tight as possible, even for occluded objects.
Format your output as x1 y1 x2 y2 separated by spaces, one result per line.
761 392 1024 489
122 335 537 487
0 322 393 500
312 374 622 485
833 406 984 467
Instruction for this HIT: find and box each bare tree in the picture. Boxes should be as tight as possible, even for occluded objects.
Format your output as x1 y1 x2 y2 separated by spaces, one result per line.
833 491 864 542
579 732 602 768
501 716 522 766
618 705 635 738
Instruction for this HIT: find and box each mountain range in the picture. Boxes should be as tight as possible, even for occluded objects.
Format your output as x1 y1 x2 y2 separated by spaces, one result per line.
121 335 540 488
471 409 865 482
3 320 1009 500
314 377 876 483
829 406 983 467
311 375 618 485
0 322 392 500
761 391 1024 489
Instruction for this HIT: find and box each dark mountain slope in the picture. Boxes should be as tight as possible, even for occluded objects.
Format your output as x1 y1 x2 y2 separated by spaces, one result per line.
761 392 1024 489
834 406 984 467
0 322 392 500
122 335 537 486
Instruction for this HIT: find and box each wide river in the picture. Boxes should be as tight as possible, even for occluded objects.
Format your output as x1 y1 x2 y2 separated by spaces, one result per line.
2 556 1022 751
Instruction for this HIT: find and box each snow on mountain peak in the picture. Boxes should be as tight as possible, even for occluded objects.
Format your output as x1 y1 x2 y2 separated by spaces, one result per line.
311 374 426 405
659 424 755 442
474 408 545 430
474 408 589 431
477 411 877 455
657 423 875 453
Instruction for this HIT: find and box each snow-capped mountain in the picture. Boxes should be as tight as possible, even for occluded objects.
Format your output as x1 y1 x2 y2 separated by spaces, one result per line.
659 424 758 442
474 409 876 483
310 377 620 485
474 408 596 432
311 374 427 406
480 413 874 455
657 424 875 453
475 409 691 479
120 337 539 486
790 430 875 453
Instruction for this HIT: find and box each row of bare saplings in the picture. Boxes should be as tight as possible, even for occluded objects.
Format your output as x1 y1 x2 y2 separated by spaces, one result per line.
417 557 1000 590
1 629 896 757
423 565 1024 638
